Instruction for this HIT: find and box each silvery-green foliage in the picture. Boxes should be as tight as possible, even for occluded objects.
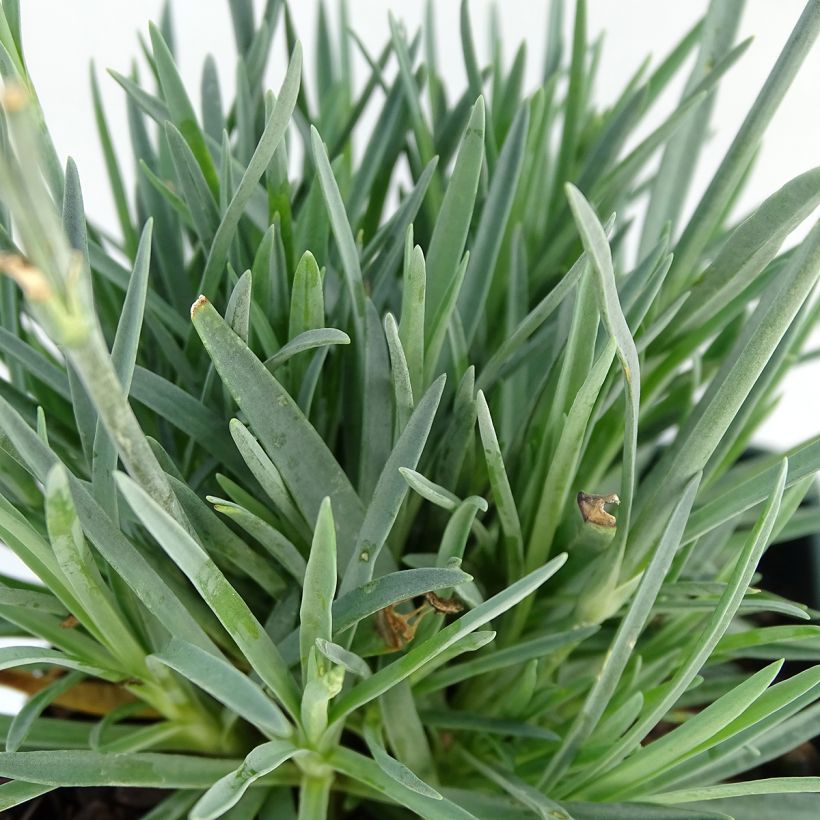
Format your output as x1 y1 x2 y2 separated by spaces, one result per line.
0 0 819 817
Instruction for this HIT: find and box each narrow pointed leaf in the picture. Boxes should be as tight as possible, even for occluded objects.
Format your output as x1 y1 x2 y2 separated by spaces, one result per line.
198 44 301 297
191 297 364 558
116 472 300 718
151 638 292 738
264 328 350 372
459 104 529 344
340 375 446 593
299 497 337 677
424 97 485 342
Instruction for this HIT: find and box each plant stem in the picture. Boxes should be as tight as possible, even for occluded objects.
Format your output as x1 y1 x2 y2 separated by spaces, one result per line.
67 323 191 531
298 772 333 820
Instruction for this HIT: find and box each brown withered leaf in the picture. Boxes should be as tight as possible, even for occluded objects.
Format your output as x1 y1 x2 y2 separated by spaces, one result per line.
375 602 432 652
0 669 157 717
577 492 620 528
425 591 464 614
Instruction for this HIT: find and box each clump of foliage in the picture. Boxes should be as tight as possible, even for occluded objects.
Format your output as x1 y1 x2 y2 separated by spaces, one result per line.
0 0 819 817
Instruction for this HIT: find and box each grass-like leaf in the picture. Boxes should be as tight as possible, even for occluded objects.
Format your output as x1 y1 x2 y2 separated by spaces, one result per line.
649 777 820 805
91 219 153 520
191 740 299 820
191 296 364 557
0 750 256 788
329 746 474 820
198 43 302 297
458 105 529 344
151 638 291 738
5 671 83 753
542 474 700 788
566 184 640 568
591 661 784 800
340 374 446 593
299 497 337 677
364 714 442 800
669 0 820 294
116 472 301 718
45 465 145 672
418 624 598 695
565 461 788 798
149 22 219 196
476 390 524 580
424 96 484 345
310 124 367 335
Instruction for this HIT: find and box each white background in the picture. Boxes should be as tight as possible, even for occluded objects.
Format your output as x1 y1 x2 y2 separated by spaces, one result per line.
0 2 818 709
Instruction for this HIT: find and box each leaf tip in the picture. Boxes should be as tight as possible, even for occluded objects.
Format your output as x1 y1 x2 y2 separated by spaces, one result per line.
470 94 486 129
564 181 582 205
147 20 164 48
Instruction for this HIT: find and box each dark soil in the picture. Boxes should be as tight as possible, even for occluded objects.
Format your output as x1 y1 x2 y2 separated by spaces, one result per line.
2 785 165 819
754 524 820 774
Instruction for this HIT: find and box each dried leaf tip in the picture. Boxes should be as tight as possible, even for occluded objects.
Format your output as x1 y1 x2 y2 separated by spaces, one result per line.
0 253 52 300
190 294 209 319
577 492 620 528
1 81 28 112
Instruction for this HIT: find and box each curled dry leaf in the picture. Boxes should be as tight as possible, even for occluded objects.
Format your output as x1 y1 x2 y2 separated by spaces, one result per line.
375 592 464 652
59 614 80 629
375 602 432 652
0 253 52 300
425 591 464 614
577 492 621 528
0 670 156 717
